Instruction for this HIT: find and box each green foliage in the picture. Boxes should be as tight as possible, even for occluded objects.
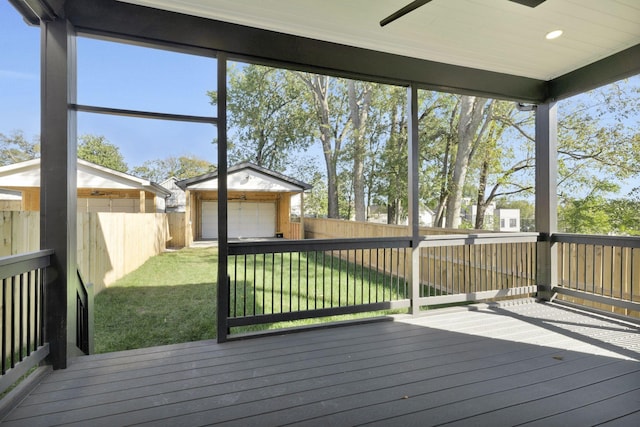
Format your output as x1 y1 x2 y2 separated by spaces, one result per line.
211 65 638 233
209 64 313 172
557 81 640 196
608 198 640 236
559 195 610 234
77 134 128 172
295 161 328 217
0 130 39 165
131 154 215 181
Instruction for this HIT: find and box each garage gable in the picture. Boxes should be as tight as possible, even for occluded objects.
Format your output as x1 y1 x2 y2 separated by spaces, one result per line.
178 162 311 193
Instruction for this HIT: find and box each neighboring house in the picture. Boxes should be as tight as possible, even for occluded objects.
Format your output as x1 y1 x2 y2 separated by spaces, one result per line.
160 177 187 212
495 209 521 232
466 203 496 230
0 158 171 212
177 162 311 240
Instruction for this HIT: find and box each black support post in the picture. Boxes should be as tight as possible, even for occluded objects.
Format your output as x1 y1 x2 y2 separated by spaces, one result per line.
216 53 229 343
535 102 558 301
40 18 77 369
408 84 421 314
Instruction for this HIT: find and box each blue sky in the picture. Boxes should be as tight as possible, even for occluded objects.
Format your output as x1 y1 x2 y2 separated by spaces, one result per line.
1 1 218 168
1 1 638 197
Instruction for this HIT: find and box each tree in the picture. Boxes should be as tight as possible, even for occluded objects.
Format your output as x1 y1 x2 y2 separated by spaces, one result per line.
607 197 640 235
0 130 39 165
297 73 351 219
131 155 214 182
444 96 491 228
209 64 313 171
347 80 373 221
77 134 128 172
472 101 535 229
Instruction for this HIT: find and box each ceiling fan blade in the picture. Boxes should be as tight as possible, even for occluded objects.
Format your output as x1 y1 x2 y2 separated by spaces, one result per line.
380 0 433 27
508 0 546 7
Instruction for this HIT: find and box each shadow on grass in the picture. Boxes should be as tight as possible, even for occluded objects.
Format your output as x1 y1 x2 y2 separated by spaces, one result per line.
94 282 216 353
94 247 218 353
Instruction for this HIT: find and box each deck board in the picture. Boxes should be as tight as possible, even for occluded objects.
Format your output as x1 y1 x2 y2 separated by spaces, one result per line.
2 301 638 426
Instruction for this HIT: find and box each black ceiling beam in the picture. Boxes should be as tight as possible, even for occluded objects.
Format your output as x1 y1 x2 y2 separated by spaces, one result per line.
62 0 546 103
547 44 640 102
8 0 60 24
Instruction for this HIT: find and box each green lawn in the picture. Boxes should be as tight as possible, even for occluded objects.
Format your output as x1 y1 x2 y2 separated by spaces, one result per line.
94 247 218 353
94 247 409 353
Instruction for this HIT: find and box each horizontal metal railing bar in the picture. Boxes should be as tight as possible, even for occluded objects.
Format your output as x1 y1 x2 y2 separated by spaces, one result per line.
552 233 640 248
227 300 411 327
418 232 540 248
553 287 640 312
417 286 538 306
228 237 413 255
0 344 49 394
70 104 218 125
0 250 54 281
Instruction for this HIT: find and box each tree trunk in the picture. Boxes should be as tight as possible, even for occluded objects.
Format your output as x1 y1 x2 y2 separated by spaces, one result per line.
299 74 341 218
445 96 489 228
475 159 489 229
348 81 372 222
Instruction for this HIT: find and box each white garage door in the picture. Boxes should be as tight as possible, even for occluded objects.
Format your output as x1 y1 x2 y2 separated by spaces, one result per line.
201 201 277 239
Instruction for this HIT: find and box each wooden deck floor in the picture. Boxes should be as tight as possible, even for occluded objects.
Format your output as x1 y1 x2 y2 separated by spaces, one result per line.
2 300 639 426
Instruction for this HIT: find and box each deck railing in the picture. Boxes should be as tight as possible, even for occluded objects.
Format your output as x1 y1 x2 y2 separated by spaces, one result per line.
554 233 640 317
223 233 540 338
226 237 412 335
0 250 52 395
416 233 540 306
76 270 93 355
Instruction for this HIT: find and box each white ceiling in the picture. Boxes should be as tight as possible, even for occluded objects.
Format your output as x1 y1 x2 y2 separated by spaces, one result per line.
120 0 640 81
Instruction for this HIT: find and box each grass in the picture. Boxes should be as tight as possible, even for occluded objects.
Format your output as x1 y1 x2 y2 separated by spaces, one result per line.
229 251 409 333
94 247 410 353
94 247 217 353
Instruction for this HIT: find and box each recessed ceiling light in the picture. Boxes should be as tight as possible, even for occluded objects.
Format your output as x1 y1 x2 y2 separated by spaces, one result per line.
545 29 563 40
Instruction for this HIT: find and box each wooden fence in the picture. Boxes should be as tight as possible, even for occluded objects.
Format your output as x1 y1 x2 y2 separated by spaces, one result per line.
0 211 39 256
555 235 640 318
166 212 186 248
1 211 170 294
304 217 492 239
304 218 536 301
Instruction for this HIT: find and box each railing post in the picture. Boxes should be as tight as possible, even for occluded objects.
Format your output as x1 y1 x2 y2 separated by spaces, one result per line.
217 52 229 342
40 18 78 369
535 102 558 300
407 84 420 314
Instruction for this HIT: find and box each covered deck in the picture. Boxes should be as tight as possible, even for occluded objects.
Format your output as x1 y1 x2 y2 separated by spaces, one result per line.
2 300 639 426
2 1 640 425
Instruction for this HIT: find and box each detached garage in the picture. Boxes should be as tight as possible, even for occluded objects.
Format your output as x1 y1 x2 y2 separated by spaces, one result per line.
178 163 311 241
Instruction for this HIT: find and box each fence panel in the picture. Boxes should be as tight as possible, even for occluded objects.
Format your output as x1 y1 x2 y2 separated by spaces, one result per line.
2 211 169 294
167 212 186 248
417 235 538 305
554 234 640 318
